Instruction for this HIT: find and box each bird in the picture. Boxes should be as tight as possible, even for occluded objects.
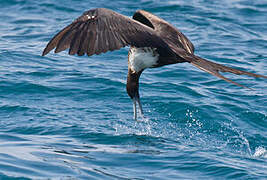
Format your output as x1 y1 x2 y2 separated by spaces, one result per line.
42 8 267 120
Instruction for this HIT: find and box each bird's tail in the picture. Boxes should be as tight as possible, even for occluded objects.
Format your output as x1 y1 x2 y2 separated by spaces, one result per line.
188 55 267 89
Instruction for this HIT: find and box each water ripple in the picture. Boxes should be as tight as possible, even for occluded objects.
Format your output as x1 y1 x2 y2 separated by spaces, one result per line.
0 0 266 179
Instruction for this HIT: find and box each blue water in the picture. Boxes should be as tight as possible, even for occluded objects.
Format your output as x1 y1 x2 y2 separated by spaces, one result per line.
0 0 267 179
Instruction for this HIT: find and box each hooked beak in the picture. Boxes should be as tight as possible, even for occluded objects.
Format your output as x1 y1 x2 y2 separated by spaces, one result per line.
126 69 144 121
132 96 144 121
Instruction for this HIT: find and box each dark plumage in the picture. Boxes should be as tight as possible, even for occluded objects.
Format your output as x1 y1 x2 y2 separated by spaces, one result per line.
42 8 266 120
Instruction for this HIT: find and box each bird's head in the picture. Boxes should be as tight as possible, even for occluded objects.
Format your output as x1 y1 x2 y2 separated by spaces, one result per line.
126 69 142 100
126 69 144 120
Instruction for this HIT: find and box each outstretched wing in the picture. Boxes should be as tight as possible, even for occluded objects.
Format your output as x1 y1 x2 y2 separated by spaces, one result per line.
133 10 195 54
42 8 175 57
132 10 267 87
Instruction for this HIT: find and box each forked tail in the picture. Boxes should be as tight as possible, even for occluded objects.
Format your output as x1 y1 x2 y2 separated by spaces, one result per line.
189 55 267 89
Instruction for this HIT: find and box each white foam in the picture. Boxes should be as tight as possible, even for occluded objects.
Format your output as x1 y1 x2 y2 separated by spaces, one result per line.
253 146 267 158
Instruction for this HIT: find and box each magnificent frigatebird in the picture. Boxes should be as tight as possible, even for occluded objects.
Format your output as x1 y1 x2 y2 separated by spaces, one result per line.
42 8 266 120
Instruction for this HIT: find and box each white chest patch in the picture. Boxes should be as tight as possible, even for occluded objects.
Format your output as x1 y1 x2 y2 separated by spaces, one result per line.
128 47 159 73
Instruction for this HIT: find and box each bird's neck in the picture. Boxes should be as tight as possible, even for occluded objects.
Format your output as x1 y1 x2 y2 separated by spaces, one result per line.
126 69 142 99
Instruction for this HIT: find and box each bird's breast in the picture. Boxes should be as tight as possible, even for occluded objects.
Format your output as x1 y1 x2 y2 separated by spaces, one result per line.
128 47 159 73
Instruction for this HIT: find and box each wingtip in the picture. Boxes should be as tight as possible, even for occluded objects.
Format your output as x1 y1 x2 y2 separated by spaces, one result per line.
41 51 46 56
42 45 57 56
42 49 48 56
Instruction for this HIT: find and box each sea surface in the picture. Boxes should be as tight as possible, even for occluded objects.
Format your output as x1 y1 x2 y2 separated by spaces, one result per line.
0 0 266 179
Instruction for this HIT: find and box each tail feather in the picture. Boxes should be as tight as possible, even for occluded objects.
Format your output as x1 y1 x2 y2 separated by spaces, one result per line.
189 55 267 89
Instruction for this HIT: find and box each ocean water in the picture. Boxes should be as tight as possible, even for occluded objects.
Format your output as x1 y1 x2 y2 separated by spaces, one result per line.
0 0 266 179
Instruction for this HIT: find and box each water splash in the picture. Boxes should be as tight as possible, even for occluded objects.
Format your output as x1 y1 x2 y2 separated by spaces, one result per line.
253 146 267 158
